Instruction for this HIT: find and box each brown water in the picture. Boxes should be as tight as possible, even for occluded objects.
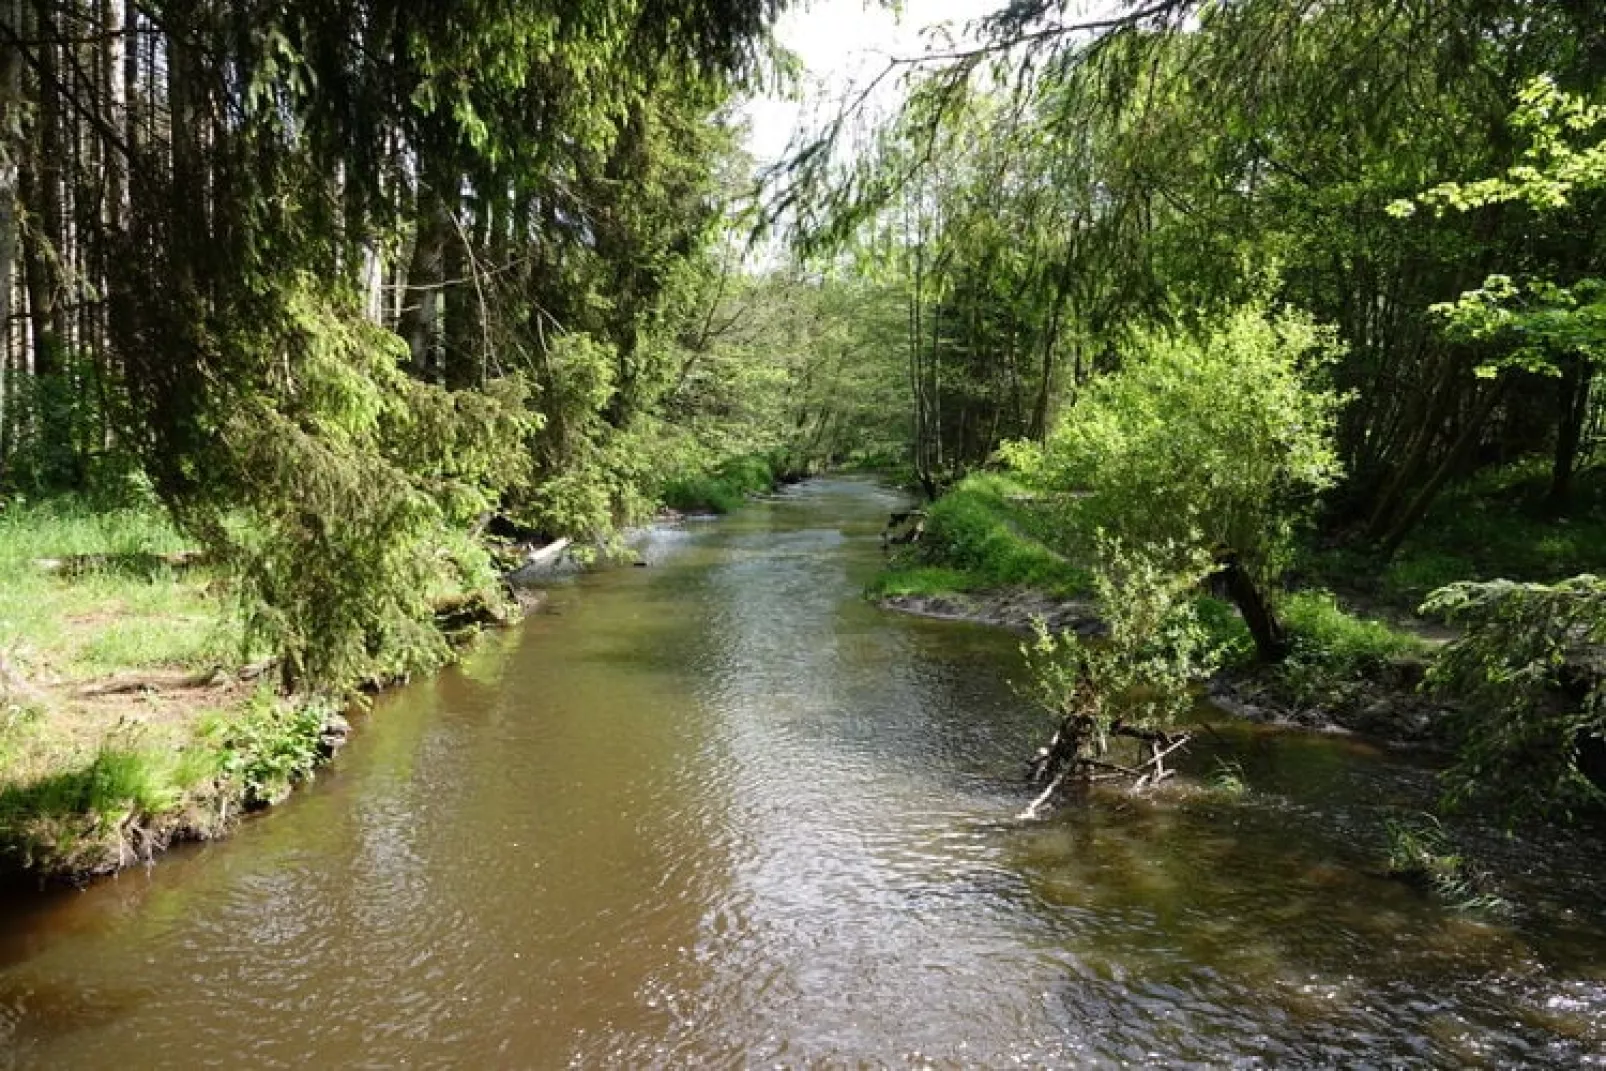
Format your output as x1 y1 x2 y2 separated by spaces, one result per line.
2 477 1605 1068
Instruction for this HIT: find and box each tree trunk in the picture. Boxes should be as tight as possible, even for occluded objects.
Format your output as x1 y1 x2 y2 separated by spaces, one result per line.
1545 355 1592 514
398 201 447 380
1218 552 1290 663
1378 381 1507 558
20 0 66 380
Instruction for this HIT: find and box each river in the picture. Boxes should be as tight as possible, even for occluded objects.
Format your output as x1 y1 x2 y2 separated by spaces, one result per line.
2 477 1604 1067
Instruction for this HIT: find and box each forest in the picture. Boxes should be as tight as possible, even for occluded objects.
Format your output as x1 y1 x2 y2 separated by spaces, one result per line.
0 0 1603 884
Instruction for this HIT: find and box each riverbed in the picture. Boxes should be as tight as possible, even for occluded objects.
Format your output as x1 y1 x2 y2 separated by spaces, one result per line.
1 477 1603 1066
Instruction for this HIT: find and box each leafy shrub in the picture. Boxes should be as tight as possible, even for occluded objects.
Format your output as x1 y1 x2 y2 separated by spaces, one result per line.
1022 538 1223 748
1421 575 1606 822
1007 305 1345 592
661 453 780 513
1276 589 1425 701
210 691 333 808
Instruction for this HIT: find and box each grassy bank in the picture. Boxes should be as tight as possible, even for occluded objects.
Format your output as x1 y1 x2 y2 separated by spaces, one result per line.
0 499 292 878
0 499 465 881
873 473 1432 729
1311 463 1606 609
661 452 794 514
870 473 1089 599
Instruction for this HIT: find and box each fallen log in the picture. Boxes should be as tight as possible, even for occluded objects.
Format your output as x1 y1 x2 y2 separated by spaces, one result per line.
506 537 573 585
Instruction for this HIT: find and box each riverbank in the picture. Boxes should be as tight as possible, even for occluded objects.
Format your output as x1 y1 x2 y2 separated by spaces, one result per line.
876 585 1451 745
869 473 1459 747
0 456 807 885
0 499 545 885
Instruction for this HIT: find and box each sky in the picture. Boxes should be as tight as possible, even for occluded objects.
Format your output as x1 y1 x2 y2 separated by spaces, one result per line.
739 0 1001 168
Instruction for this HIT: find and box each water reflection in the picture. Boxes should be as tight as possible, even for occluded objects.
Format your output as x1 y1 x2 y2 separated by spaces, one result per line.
0 478 1603 1068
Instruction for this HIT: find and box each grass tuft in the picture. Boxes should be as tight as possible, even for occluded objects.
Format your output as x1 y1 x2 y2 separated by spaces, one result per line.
1383 814 1509 914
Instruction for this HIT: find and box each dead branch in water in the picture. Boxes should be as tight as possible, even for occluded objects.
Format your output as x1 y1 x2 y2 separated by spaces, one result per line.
1019 714 1191 820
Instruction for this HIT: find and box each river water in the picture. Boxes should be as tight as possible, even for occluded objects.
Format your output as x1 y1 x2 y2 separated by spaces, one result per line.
2 477 1605 1067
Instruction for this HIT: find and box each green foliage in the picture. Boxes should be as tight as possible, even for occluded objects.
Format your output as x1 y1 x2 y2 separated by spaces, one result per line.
1382 814 1509 915
1022 537 1223 741
899 473 1089 596
1009 305 1346 590
661 453 780 514
1206 758 1250 798
1276 590 1426 702
1421 575 1606 822
869 566 983 599
0 737 186 874
1311 466 1606 605
1393 76 1606 219
207 692 333 809
202 280 532 691
1191 595 1255 666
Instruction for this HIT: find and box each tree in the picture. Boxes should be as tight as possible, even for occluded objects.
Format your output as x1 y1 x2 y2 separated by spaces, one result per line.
1007 305 1346 662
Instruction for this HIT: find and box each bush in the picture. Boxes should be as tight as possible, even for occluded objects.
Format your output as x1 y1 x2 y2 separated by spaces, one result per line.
661 453 781 514
208 691 334 808
1276 589 1425 700
1422 575 1606 822
899 473 1089 595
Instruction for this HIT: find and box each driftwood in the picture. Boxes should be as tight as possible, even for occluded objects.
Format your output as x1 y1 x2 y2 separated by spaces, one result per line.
881 510 927 549
1019 714 1191 820
506 537 573 585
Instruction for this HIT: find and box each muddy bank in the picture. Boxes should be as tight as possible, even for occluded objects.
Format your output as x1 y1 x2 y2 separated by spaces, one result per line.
878 588 1455 747
877 589 1102 637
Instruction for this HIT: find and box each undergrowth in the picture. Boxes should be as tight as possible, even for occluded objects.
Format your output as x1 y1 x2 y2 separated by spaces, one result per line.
872 473 1089 597
0 691 339 880
661 452 785 514
1275 589 1427 703
1314 462 1606 606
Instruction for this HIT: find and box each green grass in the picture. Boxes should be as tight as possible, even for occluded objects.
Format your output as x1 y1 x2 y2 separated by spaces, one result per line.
0 734 201 875
1274 588 1428 703
873 473 1090 598
0 496 240 681
661 453 783 514
1314 463 1606 608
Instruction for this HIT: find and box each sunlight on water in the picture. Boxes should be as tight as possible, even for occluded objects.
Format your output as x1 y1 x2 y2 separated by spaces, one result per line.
1 478 1604 1068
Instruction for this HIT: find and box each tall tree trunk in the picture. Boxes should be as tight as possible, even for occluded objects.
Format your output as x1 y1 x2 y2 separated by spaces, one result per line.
398 201 448 380
20 0 66 380
1545 354 1593 514
1378 381 1508 559
0 0 20 476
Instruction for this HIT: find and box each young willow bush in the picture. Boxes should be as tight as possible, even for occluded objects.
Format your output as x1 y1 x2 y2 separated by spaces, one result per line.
1005 305 1346 662
1019 538 1223 816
